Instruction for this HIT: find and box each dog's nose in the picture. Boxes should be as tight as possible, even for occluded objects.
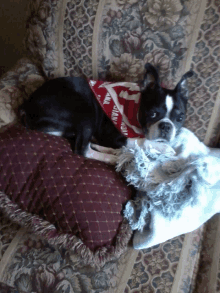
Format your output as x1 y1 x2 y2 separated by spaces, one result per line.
159 122 172 133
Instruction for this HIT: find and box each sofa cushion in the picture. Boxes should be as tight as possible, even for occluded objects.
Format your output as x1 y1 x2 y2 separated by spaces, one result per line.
0 124 132 267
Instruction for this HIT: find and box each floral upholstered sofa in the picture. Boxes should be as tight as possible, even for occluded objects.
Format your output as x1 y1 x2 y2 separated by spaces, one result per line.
0 0 220 292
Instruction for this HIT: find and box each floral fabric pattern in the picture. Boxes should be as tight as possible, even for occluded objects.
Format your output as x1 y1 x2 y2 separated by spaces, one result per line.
124 235 185 293
0 212 20 262
24 0 62 78
0 58 45 126
143 0 183 30
97 0 201 86
193 215 220 292
63 0 99 77
0 232 135 293
0 282 22 293
185 0 220 143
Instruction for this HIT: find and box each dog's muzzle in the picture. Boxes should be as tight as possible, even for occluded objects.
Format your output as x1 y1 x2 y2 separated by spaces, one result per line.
145 118 177 142
158 121 173 140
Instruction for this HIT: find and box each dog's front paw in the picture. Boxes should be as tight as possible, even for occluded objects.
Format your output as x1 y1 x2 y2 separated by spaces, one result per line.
85 143 119 164
90 143 120 155
144 140 176 156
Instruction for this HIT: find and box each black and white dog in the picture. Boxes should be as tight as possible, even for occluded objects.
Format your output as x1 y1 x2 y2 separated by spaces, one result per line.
20 63 193 162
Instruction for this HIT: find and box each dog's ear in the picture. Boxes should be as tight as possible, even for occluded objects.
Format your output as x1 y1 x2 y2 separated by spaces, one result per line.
175 70 194 99
139 63 160 92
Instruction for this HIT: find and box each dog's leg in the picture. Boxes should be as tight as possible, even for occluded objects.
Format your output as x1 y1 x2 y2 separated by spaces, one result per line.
74 125 93 156
90 143 121 155
85 143 118 165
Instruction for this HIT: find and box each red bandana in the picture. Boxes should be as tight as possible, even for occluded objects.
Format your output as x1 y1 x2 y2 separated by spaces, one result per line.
89 80 144 138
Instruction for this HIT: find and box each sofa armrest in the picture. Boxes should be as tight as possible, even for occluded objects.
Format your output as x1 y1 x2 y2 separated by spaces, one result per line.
0 58 45 127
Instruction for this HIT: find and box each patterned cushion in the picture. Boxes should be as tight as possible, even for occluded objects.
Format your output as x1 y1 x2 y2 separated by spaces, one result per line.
0 124 132 253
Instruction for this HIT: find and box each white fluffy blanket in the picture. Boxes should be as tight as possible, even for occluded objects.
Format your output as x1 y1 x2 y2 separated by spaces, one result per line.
116 128 220 249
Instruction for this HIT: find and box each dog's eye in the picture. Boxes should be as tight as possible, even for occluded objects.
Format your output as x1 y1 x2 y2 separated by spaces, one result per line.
150 112 157 119
177 115 183 122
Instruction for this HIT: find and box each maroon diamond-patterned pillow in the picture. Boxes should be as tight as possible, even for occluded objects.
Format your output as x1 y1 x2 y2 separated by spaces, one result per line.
0 124 132 267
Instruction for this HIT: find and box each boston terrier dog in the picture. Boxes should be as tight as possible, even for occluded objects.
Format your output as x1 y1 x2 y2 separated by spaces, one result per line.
19 63 193 161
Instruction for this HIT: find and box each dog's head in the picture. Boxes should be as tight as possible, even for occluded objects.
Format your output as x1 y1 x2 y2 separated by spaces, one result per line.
138 63 194 142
